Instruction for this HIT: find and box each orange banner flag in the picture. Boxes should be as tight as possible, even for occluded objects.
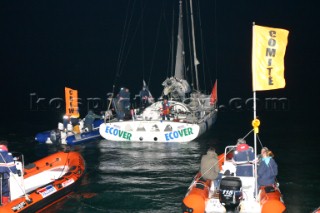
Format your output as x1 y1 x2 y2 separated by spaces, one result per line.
65 87 79 117
252 25 289 91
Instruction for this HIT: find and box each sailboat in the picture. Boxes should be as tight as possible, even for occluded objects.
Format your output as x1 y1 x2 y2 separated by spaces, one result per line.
35 87 103 145
0 151 85 212
182 24 289 212
99 0 218 143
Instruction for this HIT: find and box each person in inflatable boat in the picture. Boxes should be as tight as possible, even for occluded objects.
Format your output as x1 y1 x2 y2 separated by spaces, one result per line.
83 110 101 132
0 140 17 205
257 147 278 189
232 138 255 176
200 147 221 190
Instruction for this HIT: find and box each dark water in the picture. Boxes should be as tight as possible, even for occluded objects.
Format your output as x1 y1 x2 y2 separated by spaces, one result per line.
2 111 320 213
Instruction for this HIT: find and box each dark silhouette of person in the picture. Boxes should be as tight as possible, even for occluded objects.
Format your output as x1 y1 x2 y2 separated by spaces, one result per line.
116 88 130 121
83 110 101 131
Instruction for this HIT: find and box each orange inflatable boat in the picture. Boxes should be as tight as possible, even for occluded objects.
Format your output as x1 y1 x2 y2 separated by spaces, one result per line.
0 151 85 212
182 148 286 213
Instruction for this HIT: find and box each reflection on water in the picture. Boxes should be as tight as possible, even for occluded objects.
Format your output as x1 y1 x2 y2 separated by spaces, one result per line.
77 140 203 213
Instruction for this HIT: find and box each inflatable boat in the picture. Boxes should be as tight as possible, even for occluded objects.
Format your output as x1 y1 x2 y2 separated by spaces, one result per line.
35 119 103 145
0 151 85 212
35 87 104 145
182 132 286 213
182 23 289 213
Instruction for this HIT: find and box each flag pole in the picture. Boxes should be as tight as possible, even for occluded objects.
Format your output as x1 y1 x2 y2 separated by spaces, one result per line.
252 21 259 199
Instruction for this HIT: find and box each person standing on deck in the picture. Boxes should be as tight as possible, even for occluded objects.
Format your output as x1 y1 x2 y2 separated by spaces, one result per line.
161 98 171 120
116 87 131 121
139 86 152 109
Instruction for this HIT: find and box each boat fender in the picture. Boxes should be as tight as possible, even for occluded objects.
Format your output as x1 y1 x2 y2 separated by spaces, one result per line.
261 200 286 213
182 179 210 213
67 124 73 132
58 122 64 131
260 186 286 213
182 194 205 213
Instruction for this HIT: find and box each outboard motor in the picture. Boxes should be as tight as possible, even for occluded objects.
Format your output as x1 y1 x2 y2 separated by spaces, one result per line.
219 177 242 212
50 129 61 145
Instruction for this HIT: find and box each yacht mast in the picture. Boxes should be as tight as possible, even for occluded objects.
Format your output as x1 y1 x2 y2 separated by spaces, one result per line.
189 0 200 91
174 0 185 80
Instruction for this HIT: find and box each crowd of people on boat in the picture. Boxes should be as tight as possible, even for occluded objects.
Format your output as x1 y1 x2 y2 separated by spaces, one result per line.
112 85 159 121
199 138 278 193
61 110 102 134
113 86 175 121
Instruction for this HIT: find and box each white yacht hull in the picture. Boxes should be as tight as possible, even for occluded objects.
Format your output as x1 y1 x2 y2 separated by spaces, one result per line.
99 111 216 142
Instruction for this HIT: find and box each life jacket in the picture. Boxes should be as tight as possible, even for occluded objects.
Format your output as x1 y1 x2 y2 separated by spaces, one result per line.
162 102 170 115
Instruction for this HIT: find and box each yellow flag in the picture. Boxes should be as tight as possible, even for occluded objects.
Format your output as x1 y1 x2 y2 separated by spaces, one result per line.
65 87 79 117
252 25 289 91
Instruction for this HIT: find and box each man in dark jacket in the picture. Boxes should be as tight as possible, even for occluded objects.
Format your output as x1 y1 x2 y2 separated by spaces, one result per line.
233 138 255 176
83 110 101 132
116 88 131 121
139 86 153 109
0 140 17 205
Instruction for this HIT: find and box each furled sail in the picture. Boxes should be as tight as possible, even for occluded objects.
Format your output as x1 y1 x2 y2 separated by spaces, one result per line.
162 0 191 101
162 77 190 100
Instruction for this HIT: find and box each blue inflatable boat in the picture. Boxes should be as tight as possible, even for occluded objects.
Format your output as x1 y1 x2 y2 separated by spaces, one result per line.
35 119 103 145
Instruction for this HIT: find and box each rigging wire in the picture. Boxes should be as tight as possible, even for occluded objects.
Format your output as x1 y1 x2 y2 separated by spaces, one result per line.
140 0 145 81
214 0 219 81
115 1 149 89
117 2 139 79
115 0 135 84
147 2 166 87
168 2 175 78
115 1 145 83
195 0 208 92
185 0 195 89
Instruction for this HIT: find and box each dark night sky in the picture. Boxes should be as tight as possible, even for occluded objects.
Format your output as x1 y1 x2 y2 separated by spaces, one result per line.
0 0 319 129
